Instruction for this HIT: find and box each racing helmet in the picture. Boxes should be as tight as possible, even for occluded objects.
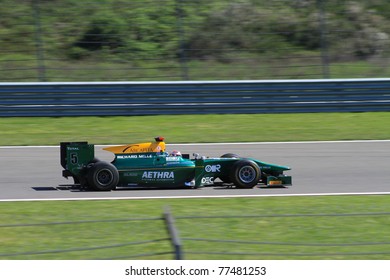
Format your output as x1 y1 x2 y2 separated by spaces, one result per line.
170 150 182 157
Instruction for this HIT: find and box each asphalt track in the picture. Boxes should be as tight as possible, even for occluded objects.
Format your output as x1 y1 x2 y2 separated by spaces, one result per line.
0 141 389 201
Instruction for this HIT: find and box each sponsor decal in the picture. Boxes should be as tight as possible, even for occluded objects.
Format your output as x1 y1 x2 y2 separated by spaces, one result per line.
201 176 214 184
142 171 174 180
122 145 139 153
117 154 152 159
205 164 221 173
123 172 138 177
117 155 138 159
166 157 180 161
138 154 152 158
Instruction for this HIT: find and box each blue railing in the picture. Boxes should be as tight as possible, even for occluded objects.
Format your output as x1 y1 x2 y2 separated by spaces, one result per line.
1 79 390 117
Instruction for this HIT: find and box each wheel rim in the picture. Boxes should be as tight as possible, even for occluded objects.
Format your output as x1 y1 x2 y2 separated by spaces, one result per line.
96 169 113 186
238 166 256 183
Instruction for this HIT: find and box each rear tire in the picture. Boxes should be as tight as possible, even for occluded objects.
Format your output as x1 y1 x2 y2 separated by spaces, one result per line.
230 160 261 188
87 161 119 191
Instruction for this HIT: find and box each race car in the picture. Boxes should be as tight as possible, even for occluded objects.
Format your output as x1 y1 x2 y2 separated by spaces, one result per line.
60 137 292 191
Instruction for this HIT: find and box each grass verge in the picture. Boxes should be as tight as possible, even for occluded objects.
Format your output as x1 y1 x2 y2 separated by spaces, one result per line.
0 195 389 260
1 112 390 146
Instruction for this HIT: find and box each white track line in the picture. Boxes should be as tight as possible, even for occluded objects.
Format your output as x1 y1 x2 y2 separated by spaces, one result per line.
1 192 390 203
1 139 390 149
171 140 390 145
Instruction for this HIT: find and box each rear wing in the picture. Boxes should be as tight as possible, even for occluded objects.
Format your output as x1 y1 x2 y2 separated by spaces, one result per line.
60 142 95 177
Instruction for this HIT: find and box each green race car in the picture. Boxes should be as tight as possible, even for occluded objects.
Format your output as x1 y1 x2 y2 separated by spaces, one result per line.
60 137 292 191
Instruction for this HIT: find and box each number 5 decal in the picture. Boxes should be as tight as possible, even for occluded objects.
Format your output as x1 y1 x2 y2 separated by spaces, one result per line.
70 153 78 164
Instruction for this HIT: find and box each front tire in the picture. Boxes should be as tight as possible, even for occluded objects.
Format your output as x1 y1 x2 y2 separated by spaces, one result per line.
219 153 240 183
221 153 239 159
87 161 119 191
230 160 261 188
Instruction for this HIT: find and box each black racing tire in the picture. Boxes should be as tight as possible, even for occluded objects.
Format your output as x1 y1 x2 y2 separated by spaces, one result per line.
72 175 80 184
229 160 261 188
219 153 240 183
221 153 239 159
87 161 119 191
90 157 100 164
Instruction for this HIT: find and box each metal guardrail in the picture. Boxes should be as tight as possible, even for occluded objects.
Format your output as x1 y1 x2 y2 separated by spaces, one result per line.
1 79 390 117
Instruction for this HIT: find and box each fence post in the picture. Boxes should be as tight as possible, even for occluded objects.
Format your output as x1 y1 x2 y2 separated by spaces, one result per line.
317 0 330 79
32 0 47 81
175 0 189 80
163 206 184 260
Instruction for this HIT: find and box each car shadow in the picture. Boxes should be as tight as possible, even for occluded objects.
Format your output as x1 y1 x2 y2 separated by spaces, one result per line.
32 185 196 192
32 184 287 192
212 184 287 190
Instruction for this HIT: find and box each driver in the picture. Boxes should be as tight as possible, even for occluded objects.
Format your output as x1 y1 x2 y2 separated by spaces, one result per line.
169 150 182 157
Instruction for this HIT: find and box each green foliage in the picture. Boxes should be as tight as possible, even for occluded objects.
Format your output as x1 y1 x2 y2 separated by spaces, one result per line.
74 12 127 51
183 0 390 61
1 0 390 80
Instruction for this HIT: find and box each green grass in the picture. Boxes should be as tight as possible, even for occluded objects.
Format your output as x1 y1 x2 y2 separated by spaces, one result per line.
0 195 390 260
1 112 390 146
